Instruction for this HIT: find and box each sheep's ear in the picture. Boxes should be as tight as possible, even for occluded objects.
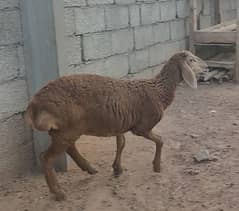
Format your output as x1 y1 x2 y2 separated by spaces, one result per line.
181 62 197 89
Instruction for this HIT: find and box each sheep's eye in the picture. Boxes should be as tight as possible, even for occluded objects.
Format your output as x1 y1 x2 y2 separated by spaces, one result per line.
189 58 194 62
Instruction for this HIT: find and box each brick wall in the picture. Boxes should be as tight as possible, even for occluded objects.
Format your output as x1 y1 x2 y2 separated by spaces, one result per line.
63 0 189 78
0 0 33 181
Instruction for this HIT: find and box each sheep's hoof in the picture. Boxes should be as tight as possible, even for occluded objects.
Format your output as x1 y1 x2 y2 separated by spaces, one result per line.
152 161 161 173
113 167 123 177
55 191 66 201
153 165 161 173
87 168 98 175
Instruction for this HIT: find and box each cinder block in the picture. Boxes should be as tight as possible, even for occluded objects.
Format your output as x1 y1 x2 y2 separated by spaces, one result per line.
83 29 133 60
17 45 26 78
163 40 181 60
0 0 19 9
176 0 189 18
65 36 82 66
137 0 155 2
129 49 149 73
220 10 236 22
230 0 236 10
83 32 112 60
64 8 75 35
141 3 160 25
153 22 170 43
202 0 211 15
160 0 176 21
64 0 86 7
0 10 22 45
65 60 105 76
0 114 33 180
196 0 202 15
134 25 154 49
149 44 166 66
88 0 113 5
112 29 134 54
129 4 140 26
75 7 105 34
0 46 18 83
220 0 231 11
185 17 190 36
130 64 164 79
115 0 135 5
76 54 129 78
0 80 28 119
105 6 129 30
178 38 187 50
199 15 212 29
104 54 129 78
129 68 154 79
170 19 186 40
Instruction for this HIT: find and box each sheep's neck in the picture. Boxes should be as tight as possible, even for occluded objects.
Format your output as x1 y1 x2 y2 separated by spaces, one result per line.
154 62 180 110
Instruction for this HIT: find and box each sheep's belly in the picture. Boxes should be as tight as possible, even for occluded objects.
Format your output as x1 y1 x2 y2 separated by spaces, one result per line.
76 117 132 137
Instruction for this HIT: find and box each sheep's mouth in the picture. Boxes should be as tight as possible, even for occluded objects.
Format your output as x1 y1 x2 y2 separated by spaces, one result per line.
194 57 208 74
196 64 209 81
199 61 208 71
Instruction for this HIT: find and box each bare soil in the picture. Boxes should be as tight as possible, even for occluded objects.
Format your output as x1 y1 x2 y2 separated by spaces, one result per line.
0 83 239 211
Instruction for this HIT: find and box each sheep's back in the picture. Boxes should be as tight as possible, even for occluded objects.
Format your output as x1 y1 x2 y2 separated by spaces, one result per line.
33 74 143 136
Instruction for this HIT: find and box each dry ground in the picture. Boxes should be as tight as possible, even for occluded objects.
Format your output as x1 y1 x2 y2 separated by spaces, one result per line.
0 83 239 211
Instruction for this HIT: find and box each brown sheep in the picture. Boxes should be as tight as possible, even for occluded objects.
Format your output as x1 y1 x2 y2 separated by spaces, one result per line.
24 50 207 201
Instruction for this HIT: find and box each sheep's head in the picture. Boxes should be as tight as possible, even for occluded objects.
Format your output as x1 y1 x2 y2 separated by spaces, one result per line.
176 50 207 89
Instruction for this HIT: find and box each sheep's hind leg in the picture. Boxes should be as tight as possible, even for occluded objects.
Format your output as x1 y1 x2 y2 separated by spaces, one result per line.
112 134 126 177
143 131 163 172
67 144 97 175
40 140 69 201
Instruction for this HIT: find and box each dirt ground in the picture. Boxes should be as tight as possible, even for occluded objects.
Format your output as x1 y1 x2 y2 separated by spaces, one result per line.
0 83 239 211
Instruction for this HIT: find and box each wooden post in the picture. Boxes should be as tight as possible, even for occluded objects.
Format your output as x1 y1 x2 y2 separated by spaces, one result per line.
20 0 67 171
214 0 221 25
235 0 239 82
210 0 221 25
189 0 197 53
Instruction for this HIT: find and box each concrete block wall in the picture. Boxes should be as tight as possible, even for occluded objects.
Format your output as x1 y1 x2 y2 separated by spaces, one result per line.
63 0 188 78
197 0 237 29
219 0 237 22
0 0 33 181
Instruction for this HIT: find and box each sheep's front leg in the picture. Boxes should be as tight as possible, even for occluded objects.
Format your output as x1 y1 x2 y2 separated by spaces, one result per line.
112 134 125 177
143 131 163 172
67 143 97 175
40 141 69 201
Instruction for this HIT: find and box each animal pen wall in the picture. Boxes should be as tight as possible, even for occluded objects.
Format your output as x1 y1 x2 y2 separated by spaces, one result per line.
0 0 237 180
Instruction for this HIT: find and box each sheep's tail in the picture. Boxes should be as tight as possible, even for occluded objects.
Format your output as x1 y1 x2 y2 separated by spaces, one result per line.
24 101 59 131
24 103 34 128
